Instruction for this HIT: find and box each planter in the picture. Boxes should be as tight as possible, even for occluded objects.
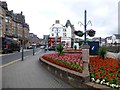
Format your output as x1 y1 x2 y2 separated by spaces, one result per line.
87 29 95 37
74 30 84 37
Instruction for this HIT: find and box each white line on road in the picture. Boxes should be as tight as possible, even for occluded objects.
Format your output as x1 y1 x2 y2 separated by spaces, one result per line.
0 55 30 68
0 49 42 68
0 58 21 68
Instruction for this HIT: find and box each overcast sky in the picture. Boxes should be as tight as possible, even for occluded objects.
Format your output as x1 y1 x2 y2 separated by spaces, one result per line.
3 0 119 38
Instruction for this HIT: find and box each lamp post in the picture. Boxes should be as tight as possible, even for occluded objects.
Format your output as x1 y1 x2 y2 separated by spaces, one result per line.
84 10 87 44
78 10 92 45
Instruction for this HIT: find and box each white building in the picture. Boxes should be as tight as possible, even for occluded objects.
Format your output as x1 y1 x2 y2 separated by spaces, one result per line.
111 34 120 46
49 20 75 48
105 36 112 46
105 34 120 46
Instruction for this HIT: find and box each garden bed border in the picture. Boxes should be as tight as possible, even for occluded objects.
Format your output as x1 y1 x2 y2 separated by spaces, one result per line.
39 56 113 89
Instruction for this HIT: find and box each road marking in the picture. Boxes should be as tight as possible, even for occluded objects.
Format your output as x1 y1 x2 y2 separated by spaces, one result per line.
0 49 42 68
0 55 31 68
0 49 32 57
0 59 21 68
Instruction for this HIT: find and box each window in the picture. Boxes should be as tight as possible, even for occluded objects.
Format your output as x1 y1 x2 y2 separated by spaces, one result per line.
5 16 9 23
63 29 66 32
0 17 2 37
52 33 54 36
63 33 67 37
52 29 54 31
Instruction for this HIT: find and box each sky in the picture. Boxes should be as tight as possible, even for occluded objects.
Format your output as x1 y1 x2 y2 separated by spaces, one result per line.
3 0 119 39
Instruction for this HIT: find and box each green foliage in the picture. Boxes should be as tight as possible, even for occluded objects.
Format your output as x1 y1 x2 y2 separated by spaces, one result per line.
56 43 64 55
99 47 107 59
79 41 83 46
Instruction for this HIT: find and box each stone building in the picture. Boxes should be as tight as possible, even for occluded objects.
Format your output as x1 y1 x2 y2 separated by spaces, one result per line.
0 1 7 38
0 1 30 48
29 33 41 47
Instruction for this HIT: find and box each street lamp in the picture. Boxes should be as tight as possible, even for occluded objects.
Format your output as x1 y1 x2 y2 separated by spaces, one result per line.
75 10 95 45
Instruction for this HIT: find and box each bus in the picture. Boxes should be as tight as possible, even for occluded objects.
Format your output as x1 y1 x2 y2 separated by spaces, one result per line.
0 37 20 53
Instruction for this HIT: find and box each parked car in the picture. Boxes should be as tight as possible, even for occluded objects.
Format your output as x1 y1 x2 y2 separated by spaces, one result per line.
40 46 45 49
27 45 33 49
48 46 56 51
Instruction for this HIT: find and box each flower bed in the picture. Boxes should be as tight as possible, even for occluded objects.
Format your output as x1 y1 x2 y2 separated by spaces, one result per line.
42 53 83 73
42 53 120 89
89 56 120 89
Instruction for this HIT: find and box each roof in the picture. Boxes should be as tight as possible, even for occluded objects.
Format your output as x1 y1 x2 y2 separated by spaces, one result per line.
65 20 72 27
1 1 8 10
105 36 112 40
65 20 74 29
92 37 105 41
113 34 120 39
15 12 25 24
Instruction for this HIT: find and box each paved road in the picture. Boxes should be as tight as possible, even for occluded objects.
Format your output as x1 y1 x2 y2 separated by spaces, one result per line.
1 48 42 65
2 51 73 88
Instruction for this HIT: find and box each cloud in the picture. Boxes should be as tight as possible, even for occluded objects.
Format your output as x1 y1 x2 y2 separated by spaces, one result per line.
4 0 119 38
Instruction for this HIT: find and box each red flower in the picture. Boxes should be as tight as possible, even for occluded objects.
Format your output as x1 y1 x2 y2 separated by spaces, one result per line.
95 75 99 79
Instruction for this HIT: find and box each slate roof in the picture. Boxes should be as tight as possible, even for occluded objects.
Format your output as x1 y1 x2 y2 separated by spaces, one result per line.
0 1 8 10
114 34 120 39
65 20 74 28
15 12 25 24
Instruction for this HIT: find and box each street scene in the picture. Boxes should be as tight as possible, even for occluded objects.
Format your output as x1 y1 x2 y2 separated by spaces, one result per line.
0 0 120 89
2 49 73 88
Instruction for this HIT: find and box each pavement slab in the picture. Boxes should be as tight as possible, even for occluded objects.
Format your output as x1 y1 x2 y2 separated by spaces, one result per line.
2 51 73 88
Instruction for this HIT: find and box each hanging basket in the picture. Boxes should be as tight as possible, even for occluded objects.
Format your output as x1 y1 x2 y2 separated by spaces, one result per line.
87 29 95 37
74 30 84 37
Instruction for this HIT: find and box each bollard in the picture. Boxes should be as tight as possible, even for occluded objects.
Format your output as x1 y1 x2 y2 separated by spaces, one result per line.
33 46 35 56
22 47 24 61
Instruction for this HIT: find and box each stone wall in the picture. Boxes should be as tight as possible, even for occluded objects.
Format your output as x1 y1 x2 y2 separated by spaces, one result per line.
39 56 113 89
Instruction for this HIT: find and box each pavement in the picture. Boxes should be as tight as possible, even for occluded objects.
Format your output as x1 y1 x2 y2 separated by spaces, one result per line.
2 50 73 88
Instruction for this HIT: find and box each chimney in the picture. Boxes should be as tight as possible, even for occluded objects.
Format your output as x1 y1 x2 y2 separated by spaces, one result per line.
55 20 60 24
21 11 23 15
11 10 13 13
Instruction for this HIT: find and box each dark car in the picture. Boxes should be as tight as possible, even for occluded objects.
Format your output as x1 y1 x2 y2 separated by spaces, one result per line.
27 45 33 49
48 46 56 51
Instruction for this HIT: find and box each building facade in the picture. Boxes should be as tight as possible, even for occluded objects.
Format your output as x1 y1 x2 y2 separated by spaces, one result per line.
111 34 120 46
29 33 41 47
0 1 7 38
49 20 75 48
0 1 30 48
